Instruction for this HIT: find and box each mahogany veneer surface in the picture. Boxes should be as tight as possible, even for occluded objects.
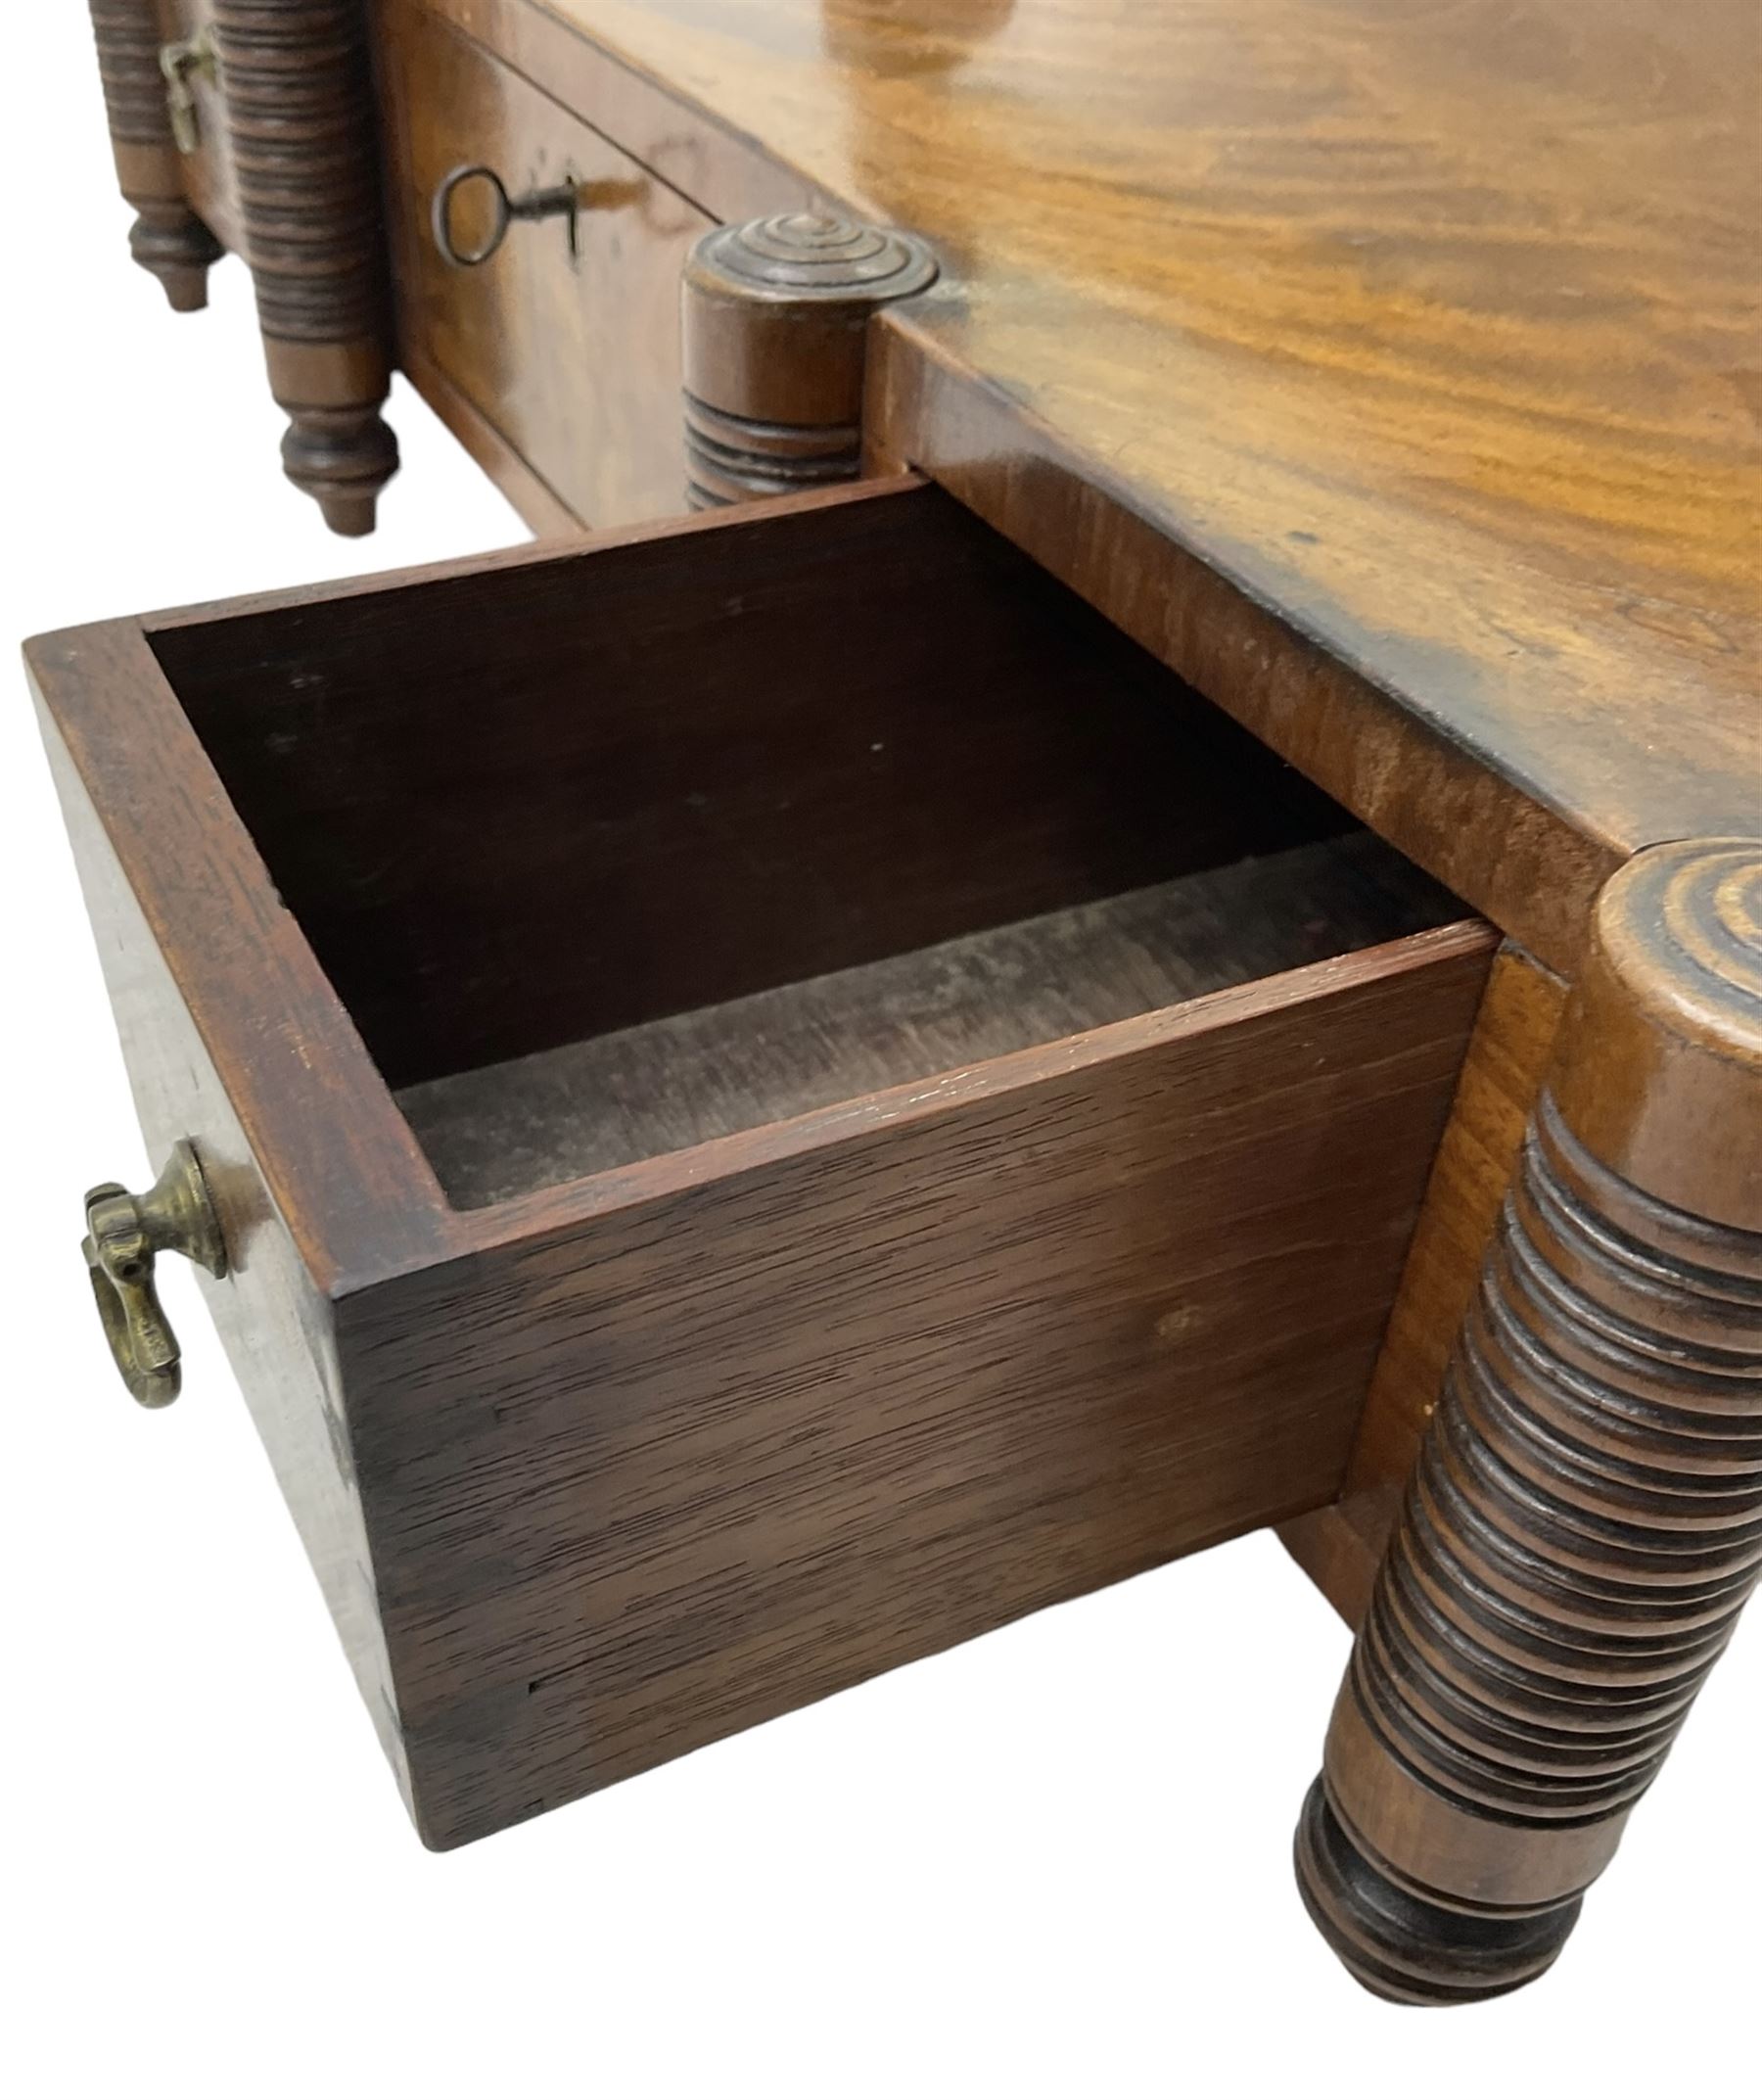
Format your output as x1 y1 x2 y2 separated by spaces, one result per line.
518 0 1761 965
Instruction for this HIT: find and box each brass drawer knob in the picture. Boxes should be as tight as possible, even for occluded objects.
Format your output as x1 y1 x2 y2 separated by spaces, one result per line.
432 163 581 266
160 28 217 156
82 1141 228 1409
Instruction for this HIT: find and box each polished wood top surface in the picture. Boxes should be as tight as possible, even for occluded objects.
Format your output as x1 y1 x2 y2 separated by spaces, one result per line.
547 0 1759 911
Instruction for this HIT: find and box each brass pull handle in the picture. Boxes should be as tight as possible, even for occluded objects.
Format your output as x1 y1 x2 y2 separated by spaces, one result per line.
432 163 580 266
82 1141 228 1409
160 28 217 156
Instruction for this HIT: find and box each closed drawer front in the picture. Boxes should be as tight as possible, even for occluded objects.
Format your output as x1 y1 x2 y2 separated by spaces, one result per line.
377 0 713 530
29 478 1493 1846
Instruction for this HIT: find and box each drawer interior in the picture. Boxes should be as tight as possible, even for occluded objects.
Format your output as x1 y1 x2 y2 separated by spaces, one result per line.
148 485 1462 1209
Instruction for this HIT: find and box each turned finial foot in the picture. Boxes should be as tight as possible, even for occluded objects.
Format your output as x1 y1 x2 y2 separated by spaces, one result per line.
128 203 223 312
280 405 399 537
1295 1780 1580 2005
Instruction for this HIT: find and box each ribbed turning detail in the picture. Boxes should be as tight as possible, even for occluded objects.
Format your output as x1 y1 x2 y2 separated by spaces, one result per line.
210 1 389 345
1301 1072 1762 2002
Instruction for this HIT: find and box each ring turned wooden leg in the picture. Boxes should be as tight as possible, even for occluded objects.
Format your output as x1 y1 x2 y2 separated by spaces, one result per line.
86 0 222 311
679 211 938 507
1297 838 1762 2003
211 2 397 534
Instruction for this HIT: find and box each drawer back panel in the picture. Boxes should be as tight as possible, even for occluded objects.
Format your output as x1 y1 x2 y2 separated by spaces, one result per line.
150 485 1357 1092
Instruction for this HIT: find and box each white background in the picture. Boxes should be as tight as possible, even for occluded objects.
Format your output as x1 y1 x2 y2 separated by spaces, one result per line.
4 14 1756 2094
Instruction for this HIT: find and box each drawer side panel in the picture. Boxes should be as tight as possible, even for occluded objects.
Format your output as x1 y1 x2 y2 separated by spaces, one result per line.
33 693 412 1810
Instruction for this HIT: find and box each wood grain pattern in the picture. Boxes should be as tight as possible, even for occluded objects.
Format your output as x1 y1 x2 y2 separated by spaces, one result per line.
1275 1489 1397 1635
25 629 426 1814
869 332 1625 977
1280 941 1570 1621
399 339 586 536
23 618 450 1292
146 478 1362 1091
1297 840 1762 2003
347 921 1492 1848
377 0 713 529
396 834 1460 1203
1347 945 1569 1499
411 0 815 227
524 0 1761 970
28 478 1495 1848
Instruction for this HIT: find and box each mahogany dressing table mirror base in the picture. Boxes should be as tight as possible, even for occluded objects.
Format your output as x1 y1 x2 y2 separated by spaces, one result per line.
50 0 1762 2005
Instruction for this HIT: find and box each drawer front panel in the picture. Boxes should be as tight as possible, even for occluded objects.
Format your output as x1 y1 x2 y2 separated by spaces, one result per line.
355 922 1493 1846
377 0 714 530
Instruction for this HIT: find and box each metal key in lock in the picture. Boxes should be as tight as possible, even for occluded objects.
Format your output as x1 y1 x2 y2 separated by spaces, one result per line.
430 163 648 267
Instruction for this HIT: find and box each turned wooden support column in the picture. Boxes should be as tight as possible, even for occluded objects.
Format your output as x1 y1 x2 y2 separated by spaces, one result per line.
210 1 397 535
680 211 938 507
85 0 222 310
1297 838 1762 2003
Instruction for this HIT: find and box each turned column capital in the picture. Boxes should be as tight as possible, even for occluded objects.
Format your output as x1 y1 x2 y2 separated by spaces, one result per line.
1553 838 1762 1231
680 210 939 506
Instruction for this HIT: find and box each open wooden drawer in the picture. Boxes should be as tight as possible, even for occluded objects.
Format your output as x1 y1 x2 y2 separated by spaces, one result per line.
27 478 1493 1847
